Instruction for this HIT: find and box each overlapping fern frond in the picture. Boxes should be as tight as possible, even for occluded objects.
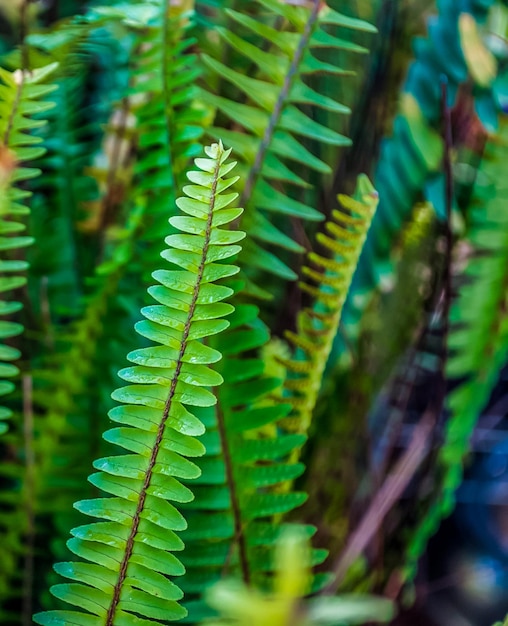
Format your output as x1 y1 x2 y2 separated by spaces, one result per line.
402 117 508 582
178 303 316 623
0 63 57 435
27 23 103 313
32 0 207 559
175 176 378 623
202 0 375 294
0 62 57 621
280 176 379 437
34 142 245 626
34 207 145 536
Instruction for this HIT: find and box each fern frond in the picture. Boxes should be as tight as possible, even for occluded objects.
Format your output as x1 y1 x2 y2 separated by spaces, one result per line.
131 2 204 265
402 117 508 582
34 141 245 626
176 177 377 623
281 176 379 435
32 0 207 557
26 15 136 291
34 205 145 523
25 7 208 593
0 63 57 435
202 0 375 293
0 425 33 617
178 301 317 622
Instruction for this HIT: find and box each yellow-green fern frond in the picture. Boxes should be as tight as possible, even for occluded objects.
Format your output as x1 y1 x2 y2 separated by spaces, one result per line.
281 176 379 435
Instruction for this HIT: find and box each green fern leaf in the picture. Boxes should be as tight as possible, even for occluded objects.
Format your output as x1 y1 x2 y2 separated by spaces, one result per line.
178 307 324 622
176 178 378 621
202 0 375 294
131 2 205 266
34 141 245 626
30 1 208 578
0 63 57 435
281 176 379 436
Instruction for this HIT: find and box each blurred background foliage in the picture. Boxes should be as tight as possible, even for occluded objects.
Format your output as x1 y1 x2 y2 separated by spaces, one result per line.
0 0 508 625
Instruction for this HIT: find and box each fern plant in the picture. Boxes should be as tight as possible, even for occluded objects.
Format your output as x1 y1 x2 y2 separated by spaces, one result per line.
403 113 508 582
280 175 379 437
34 141 245 625
171 176 378 624
177 301 310 623
0 63 57 434
1 1 508 624
341 0 504 351
202 0 376 295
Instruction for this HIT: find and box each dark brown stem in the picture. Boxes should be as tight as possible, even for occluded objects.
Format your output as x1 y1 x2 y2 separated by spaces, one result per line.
216 401 250 583
105 152 222 626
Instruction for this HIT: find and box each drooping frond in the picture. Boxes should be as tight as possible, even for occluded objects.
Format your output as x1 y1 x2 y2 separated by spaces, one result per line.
202 0 375 294
0 63 57 435
403 116 508 582
178 301 319 622
34 142 245 626
27 22 104 310
280 176 379 435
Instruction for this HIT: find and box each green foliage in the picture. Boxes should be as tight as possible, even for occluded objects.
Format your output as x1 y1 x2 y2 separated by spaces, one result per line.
34 141 245 625
343 0 504 349
130 3 204 255
0 1 508 625
205 529 394 626
403 114 508 582
0 63 56 434
281 175 379 436
202 0 375 295
177 301 310 622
